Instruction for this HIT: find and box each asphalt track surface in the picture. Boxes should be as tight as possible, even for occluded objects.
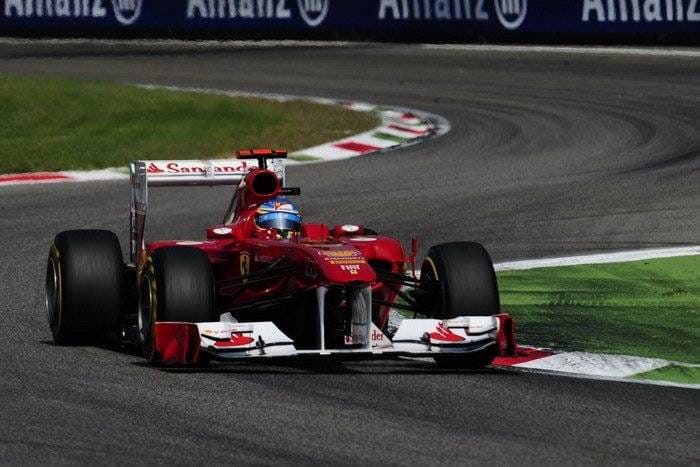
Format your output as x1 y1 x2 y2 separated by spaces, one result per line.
0 42 698 464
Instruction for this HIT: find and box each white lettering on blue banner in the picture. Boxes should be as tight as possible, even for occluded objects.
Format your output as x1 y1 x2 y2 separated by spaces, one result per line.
185 0 329 26
582 0 700 22
378 0 528 29
3 0 142 24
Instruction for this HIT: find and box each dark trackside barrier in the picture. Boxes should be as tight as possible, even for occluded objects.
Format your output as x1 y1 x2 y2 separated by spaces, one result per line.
1 0 698 45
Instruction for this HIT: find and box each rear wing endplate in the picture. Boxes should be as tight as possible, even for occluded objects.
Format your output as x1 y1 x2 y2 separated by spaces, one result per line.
129 158 285 265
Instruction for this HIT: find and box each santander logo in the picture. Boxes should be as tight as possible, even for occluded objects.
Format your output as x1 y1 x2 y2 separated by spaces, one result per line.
213 332 255 348
146 162 164 173
429 324 465 342
146 161 250 174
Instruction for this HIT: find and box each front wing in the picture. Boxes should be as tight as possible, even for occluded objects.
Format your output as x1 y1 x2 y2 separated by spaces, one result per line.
153 315 516 365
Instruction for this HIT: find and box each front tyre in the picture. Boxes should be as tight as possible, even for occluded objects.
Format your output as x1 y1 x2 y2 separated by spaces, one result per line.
138 247 216 364
420 241 499 368
46 230 124 344
420 241 499 318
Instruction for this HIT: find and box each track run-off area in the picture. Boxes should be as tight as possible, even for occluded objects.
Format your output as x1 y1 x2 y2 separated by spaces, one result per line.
0 41 698 464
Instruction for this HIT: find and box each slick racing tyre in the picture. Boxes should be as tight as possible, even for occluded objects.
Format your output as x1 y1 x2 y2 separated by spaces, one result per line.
420 242 499 319
138 247 215 364
46 230 124 344
420 241 499 368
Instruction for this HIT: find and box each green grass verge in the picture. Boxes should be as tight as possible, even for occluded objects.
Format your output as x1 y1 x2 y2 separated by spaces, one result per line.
630 364 700 385
0 75 379 173
498 255 700 363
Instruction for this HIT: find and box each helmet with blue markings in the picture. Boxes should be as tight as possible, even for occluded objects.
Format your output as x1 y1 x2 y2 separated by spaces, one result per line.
255 197 302 239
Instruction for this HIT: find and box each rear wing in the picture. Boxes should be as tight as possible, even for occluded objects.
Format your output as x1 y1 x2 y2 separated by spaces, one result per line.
129 153 286 265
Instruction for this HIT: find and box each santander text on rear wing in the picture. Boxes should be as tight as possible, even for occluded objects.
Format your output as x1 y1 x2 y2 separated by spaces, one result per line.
135 156 285 187
129 150 287 265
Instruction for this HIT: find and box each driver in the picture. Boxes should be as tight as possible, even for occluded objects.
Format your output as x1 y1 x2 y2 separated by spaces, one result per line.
255 197 302 239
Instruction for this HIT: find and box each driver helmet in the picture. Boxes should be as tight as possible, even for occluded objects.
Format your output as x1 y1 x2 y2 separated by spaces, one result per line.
255 197 302 239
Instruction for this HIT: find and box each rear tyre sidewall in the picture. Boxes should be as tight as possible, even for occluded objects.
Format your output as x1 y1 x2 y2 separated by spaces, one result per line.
46 230 124 345
138 247 216 364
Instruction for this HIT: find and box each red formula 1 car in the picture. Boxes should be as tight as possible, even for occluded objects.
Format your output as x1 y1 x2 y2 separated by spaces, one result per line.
45 150 516 367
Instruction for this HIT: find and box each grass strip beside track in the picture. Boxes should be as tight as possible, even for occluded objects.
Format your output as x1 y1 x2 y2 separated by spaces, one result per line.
498 255 700 364
630 364 700 385
0 75 378 173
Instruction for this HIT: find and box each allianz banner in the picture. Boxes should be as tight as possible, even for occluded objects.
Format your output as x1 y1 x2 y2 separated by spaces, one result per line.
1 0 698 43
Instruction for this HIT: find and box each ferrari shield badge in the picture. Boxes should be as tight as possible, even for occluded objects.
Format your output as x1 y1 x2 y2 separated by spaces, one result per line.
240 251 251 279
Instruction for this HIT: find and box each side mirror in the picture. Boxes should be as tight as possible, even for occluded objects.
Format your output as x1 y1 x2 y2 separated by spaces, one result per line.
281 187 301 196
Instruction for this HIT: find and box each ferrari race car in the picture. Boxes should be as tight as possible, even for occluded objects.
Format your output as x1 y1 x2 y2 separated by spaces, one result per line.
45 149 516 367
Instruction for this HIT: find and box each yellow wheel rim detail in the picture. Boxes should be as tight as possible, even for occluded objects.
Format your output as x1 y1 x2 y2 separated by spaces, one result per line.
423 256 439 281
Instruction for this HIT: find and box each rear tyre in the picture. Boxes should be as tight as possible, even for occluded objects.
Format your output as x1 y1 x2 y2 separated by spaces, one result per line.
46 230 124 345
138 247 216 364
420 242 499 368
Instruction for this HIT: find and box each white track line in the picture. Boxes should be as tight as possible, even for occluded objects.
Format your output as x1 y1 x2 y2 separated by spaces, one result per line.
1 38 697 58
495 246 700 271
419 43 700 58
0 38 358 48
508 365 700 390
402 245 699 278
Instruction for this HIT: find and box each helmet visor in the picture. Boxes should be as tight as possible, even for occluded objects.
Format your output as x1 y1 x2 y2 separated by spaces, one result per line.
256 212 302 235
